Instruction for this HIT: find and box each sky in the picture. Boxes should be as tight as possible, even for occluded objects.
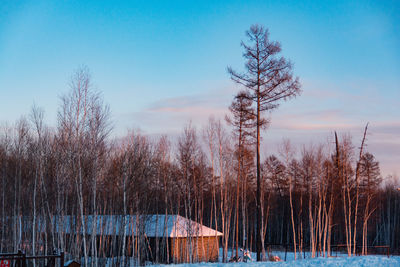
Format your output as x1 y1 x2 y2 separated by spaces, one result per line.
0 0 399 177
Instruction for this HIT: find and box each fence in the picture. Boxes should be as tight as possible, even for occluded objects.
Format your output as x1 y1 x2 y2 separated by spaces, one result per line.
0 250 64 267
264 243 391 261
331 244 390 258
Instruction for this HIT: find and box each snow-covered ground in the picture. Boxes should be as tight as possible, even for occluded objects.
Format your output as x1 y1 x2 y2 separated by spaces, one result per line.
153 248 400 267
156 256 400 267
83 249 400 266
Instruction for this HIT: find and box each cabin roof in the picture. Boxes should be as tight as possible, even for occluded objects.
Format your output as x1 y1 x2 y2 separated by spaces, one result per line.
51 214 223 238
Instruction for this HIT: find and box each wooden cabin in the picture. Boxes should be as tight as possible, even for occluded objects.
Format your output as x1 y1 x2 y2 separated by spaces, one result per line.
148 215 222 263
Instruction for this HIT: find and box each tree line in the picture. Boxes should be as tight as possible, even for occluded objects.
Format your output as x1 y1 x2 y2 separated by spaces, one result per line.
0 25 399 266
0 68 399 264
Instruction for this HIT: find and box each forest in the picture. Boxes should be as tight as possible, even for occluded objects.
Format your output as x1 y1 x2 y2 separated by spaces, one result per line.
0 25 399 265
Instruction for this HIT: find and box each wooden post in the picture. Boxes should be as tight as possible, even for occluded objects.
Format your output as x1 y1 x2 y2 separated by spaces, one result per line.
17 250 23 267
284 244 287 261
22 251 26 267
60 251 64 267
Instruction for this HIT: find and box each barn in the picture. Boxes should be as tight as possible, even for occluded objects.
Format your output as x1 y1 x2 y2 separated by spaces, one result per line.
52 214 223 263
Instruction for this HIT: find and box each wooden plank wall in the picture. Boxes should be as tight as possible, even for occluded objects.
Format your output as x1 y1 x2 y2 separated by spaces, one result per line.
171 237 219 263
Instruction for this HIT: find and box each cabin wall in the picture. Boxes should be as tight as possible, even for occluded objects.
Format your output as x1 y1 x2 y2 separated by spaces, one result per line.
61 234 219 264
171 236 219 263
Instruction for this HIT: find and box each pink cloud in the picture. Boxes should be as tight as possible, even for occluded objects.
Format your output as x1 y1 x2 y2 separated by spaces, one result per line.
118 79 399 177
126 91 230 135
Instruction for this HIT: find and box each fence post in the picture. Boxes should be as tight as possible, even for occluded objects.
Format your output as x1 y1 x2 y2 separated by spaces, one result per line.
17 250 23 267
60 252 64 267
284 244 287 261
22 251 26 267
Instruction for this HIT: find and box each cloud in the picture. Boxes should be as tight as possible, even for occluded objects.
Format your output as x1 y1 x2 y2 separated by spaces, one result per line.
271 109 354 131
116 78 399 177
264 120 400 177
125 89 232 135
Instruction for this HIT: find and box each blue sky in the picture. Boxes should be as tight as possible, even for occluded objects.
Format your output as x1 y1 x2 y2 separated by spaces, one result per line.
0 0 399 177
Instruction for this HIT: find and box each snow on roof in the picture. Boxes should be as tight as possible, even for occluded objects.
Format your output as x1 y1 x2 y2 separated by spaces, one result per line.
52 214 223 238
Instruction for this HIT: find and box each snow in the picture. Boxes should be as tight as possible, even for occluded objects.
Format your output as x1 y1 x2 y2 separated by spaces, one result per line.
151 248 400 267
153 255 400 267
81 249 400 267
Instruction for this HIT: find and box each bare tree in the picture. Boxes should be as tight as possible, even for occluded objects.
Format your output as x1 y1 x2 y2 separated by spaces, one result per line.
30 105 46 267
263 155 285 258
61 66 90 266
0 124 12 252
335 133 356 256
177 123 200 263
279 140 297 259
87 88 111 267
352 124 368 255
203 118 218 242
58 65 110 266
13 118 30 251
226 91 255 259
359 152 381 255
156 135 172 263
228 24 301 260
213 120 234 262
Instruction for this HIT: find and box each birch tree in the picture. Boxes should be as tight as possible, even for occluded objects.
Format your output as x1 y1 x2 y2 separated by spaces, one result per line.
279 140 297 259
58 66 110 266
226 91 255 259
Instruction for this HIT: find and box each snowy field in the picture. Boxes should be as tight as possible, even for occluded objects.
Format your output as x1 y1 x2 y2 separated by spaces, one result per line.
154 248 400 267
86 249 400 266
155 256 400 267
